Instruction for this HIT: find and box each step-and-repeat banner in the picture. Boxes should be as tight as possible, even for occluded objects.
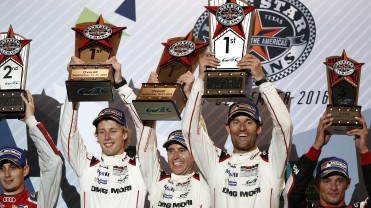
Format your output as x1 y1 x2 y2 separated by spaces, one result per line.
1 0 370 206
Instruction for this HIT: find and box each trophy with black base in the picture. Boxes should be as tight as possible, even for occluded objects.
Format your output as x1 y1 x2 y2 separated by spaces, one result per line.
133 31 208 120
0 25 31 119
324 50 364 134
66 15 126 102
203 0 256 102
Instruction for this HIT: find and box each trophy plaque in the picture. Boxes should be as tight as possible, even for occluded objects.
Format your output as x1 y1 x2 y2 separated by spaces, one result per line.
133 31 208 120
324 50 364 134
203 0 256 102
0 25 31 119
66 15 126 102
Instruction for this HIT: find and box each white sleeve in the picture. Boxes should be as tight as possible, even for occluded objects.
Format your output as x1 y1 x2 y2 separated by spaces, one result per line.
259 82 293 180
117 85 161 193
181 78 222 181
60 98 90 177
26 116 63 208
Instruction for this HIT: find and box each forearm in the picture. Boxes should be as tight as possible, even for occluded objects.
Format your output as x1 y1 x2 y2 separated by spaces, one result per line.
181 78 219 180
25 117 63 208
284 147 320 208
26 116 62 167
261 82 293 178
360 151 371 199
60 98 87 176
117 84 142 128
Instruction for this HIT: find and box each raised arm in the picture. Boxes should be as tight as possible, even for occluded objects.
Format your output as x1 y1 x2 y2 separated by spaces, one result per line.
60 56 91 177
348 116 371 204
238 54 293 179
283 112 332 208
181 51 224 180
115 68 162 193
21 91 63 208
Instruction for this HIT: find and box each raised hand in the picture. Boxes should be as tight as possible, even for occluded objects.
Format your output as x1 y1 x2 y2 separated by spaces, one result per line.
312 112 333 150
177 71 195 98
198 51 220 80
348 115 369 154
19 90 35 122
237 54 264 81
105 56 123 85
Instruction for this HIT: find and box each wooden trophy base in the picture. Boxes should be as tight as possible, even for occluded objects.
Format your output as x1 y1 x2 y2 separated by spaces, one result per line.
0 90 25 119
326 105 362 135
202 69 252 102
133 83 187 120
66 64 114 102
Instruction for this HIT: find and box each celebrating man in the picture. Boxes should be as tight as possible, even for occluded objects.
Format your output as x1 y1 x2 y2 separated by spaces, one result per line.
182 52 293 207
123 71 211 207
0 91 63 208
284 112 370 207
60 57 146 208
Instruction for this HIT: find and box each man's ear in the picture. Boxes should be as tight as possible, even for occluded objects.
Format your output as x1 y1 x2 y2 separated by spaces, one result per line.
257 125 262 135
122 131 129 141
347 178 351 189
23 165 30 177
225 123 230 134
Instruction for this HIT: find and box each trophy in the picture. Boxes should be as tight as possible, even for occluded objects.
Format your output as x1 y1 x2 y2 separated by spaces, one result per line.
324 50 364 134
66 15 126 101
0 25 31 119
133 31 208 120
203 0 256 102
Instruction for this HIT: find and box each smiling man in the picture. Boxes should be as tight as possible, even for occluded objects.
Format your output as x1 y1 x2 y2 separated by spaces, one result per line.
284 112 370 208
0 91 62 208
60 57 146 208
124 71 211 207
182 52 293 208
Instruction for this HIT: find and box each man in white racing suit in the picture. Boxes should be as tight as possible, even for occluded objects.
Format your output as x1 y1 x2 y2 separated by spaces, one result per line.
0 91 62 208
182 52 293 207
121 71 211 207
60 57 146 208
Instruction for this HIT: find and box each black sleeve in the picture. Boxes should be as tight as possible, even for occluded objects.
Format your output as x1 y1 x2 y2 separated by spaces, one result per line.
361 163 371 204
285 154 317 208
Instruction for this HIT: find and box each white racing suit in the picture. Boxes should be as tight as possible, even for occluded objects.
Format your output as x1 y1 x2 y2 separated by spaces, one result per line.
0 117 63 208
119 84 211 208
60 92 146 208
182 78 293 208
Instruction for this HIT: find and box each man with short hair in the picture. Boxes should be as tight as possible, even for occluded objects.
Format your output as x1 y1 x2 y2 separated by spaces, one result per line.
283 112 370 207
60 56 146 208
181 52 293 207
124 71 211 207
0 91 63 208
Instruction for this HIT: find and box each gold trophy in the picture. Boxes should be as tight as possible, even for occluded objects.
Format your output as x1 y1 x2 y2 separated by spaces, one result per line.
324 50 364 134
203 0 255 102
0 25 31 119
66 15 125 101
133 31 208 120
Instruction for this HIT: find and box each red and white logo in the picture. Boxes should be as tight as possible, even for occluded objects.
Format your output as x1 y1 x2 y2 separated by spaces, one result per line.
83 24 112 40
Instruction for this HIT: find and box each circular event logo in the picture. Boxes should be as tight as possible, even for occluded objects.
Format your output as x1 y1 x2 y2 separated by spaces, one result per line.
83 24 112 40
169 40 196 57
216 3 245 26
193 0 316 82
0 38 22 56
333 60 355 76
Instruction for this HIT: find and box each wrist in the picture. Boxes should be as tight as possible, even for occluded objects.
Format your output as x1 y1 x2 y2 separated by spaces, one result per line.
358 147 369 155
198 73 205 81
312 143 323 151
114 77 127 89
255 75 268 86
